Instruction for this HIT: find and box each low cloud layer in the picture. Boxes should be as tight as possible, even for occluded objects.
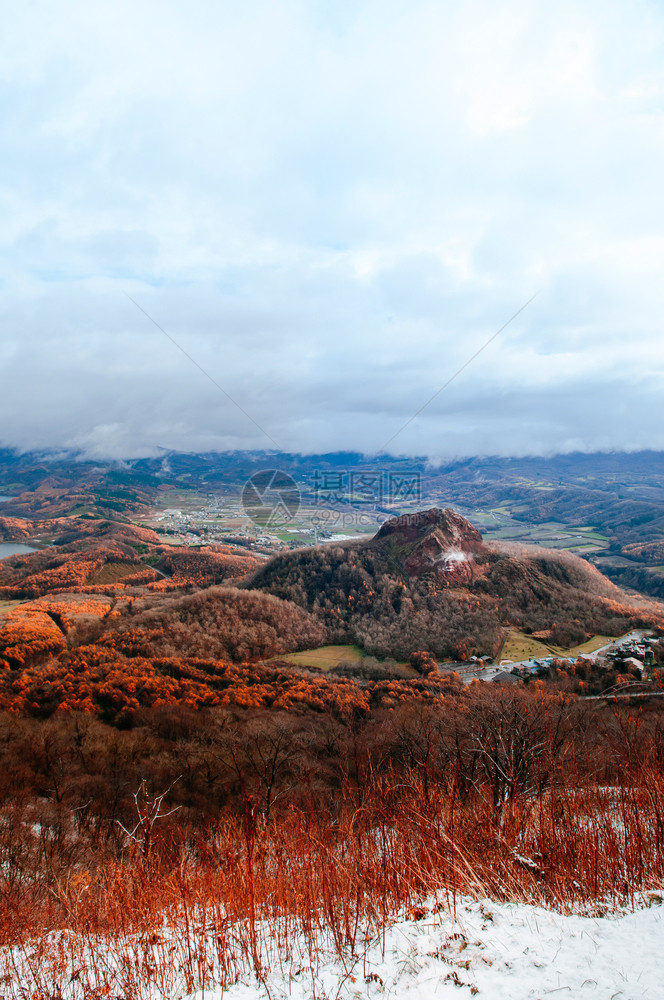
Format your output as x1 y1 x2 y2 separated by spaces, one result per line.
1 0 664 460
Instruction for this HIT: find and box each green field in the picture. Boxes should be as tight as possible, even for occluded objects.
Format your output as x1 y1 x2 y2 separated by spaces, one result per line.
500 630 616 663
273 644 415 677
278 644 365 670
562 635 616 656
471 510 609 554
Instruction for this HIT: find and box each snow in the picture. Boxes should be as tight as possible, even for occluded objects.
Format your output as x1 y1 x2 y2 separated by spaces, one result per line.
186 895 664 1000
5 894 663 998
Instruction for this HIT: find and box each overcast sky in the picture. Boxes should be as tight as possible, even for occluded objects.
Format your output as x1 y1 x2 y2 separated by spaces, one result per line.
1 0 664 461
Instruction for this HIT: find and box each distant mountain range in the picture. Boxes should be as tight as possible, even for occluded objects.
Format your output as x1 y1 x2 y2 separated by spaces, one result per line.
2 448 664 597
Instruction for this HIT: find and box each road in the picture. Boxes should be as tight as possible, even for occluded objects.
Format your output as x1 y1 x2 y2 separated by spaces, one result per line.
437 630 657 686
582 689 664 701
501 630 653 670
584 630 652 660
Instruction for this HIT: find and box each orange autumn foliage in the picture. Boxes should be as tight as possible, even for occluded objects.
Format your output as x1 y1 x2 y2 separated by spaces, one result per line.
145 545 259 591
0 603 67 670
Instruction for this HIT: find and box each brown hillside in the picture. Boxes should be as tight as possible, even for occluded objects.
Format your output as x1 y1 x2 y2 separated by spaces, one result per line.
248 508 662 659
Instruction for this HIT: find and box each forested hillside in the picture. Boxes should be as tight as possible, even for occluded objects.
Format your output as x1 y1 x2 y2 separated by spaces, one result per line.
1 507 657 721
248 509 652 659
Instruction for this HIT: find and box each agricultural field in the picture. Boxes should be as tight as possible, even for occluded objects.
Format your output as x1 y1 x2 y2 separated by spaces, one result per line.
273 643 365 670
499 631 554 662
550 634 617 657
470 510 610 553
500 629 617 663
273 643 415 676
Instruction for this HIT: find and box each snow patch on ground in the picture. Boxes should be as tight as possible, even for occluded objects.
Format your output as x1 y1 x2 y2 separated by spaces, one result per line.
188 895 663 1000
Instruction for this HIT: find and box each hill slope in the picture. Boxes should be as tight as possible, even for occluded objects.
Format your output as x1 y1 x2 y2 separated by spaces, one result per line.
247 508 657 659
1 507 660 721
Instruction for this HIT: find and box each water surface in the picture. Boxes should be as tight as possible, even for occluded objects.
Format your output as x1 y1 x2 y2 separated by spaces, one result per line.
0 542 37 559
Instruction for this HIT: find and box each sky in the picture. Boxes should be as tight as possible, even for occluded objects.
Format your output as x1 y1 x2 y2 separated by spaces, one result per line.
1 0 664 461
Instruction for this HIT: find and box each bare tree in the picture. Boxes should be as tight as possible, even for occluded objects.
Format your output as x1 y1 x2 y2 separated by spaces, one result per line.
212 717 304 820
117 778 181 858
463 688 572 818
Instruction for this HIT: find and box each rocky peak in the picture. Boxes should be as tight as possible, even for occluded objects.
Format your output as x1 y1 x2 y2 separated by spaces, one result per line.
373 507 484 583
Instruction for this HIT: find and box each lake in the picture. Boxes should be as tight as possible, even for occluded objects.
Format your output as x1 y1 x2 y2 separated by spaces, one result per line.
0 496 12 503
0 543 37 559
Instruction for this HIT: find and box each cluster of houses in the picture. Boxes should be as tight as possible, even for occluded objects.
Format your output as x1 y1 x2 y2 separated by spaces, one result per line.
486 657 562 685
604 634 660 677
491 632 661 685
508 656 560 679
440 632 662 687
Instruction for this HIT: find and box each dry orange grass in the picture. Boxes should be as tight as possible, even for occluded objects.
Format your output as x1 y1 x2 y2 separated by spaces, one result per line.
2 764 664 998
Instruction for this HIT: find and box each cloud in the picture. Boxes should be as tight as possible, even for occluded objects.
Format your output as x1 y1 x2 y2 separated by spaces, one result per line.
1 0 663 460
